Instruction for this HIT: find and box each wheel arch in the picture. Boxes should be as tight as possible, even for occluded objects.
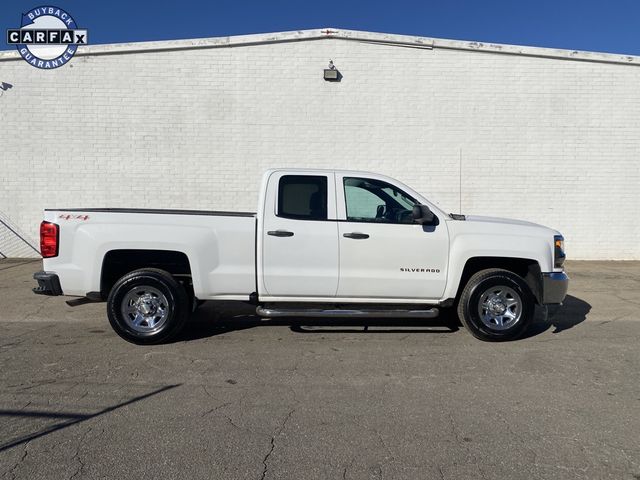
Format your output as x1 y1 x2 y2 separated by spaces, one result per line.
100 249 193 298
451 256 542 305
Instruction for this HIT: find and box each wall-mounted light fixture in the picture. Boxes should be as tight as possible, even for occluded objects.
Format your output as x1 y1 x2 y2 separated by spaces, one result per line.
0 82 13 97
323 60 341 82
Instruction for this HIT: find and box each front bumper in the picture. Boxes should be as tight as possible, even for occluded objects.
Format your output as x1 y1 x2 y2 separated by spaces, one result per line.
542 272 569 304
33 271 63 296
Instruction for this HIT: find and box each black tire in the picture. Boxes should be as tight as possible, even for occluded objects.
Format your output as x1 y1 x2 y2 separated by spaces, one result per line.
457 268 534 342
107 268 189 345
182 283 200 313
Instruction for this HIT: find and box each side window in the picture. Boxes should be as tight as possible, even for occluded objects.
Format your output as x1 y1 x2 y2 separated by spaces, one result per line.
278 175 328 220
344 177 417 224
344 186 383 219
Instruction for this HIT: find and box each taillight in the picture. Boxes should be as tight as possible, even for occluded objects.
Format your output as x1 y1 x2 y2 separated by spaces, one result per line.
554 235 565 268
40 221 59 258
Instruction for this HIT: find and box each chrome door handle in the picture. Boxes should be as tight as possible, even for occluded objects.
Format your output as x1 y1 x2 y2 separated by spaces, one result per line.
267 230 294 237
343 232 369 239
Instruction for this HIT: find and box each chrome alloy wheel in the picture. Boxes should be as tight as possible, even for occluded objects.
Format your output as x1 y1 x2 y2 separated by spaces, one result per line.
121 286 170 333
477 286 522 331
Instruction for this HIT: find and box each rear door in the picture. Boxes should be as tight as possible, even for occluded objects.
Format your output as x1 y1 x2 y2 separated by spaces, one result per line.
336 174 449 301
260 172 339 298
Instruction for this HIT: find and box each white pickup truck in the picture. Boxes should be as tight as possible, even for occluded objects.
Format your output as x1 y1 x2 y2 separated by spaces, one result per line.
33 169 568 343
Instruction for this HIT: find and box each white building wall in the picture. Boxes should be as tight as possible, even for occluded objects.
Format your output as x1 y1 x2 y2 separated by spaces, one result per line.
0 32 638 259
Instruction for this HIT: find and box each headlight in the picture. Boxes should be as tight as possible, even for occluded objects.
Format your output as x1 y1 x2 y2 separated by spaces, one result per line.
554 235 566 268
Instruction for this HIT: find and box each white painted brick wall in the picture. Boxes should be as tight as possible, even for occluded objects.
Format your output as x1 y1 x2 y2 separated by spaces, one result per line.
0 36 638 259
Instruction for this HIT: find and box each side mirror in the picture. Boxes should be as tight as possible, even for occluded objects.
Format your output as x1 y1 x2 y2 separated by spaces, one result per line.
412 204 435 225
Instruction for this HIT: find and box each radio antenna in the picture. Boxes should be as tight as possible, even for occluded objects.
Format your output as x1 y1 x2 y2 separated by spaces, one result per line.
459 147 463 213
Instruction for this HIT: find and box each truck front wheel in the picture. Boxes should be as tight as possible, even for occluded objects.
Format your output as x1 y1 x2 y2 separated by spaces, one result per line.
107 268 189 345
457 268 534 341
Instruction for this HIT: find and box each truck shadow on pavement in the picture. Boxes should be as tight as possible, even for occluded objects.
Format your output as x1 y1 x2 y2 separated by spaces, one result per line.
521 295 591 339
178 294 591 341
178 311 457 342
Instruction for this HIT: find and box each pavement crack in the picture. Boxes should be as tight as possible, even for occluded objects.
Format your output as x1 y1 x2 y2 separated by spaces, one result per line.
286 358 310 381
0 325 55 350
374 429 395 465
448 413 486 480
69 427 91 480
220 413 265 439
202 401 231 418
349 418 395 477
497 412 538 466
447 413 462 445
22 297 53 322
597 315 626 326
342 456 355 480
288 386 301 406
201 385 216 399
17 378 57 392
260 434 277 480
63 382 81 394
613 294 640 307
223 414 244 430
6 442 29 480
260 408 295 480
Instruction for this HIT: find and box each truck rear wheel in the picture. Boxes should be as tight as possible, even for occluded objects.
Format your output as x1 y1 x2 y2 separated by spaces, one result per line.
457 268 534 342
107 268 189 345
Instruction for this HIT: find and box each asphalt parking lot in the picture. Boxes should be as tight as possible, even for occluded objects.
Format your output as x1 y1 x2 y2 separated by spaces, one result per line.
1 260 639 479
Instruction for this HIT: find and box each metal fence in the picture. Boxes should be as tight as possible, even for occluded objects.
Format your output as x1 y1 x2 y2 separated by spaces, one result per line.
0 212 41 258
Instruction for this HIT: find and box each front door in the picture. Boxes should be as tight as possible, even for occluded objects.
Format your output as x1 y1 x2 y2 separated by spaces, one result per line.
336 175 449 301
261 172 339 297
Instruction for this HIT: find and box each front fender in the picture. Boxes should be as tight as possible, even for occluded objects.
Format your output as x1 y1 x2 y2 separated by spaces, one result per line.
442 232 552 301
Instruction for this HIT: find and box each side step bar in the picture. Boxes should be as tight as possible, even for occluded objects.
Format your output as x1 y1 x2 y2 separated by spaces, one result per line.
256 306 439 319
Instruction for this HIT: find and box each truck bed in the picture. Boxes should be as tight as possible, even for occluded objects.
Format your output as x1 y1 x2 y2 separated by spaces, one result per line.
42 208 257 299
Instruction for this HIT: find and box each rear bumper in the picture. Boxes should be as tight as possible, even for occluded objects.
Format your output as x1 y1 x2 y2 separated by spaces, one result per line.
33 271 63 296
542 272 569 304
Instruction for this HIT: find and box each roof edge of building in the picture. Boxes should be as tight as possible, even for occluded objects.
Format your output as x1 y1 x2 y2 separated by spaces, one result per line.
1 27 639 66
